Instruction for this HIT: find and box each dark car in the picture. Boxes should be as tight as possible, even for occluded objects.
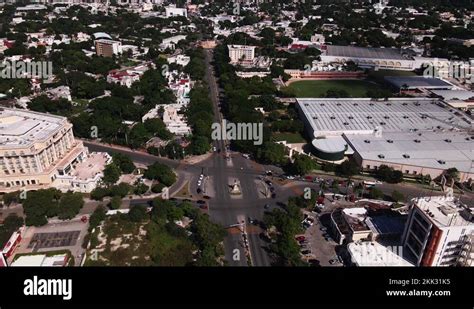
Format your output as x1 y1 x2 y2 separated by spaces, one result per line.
301 250 311 255
264 204 270 209
197 188 202 194
196 200 206 204
203 195 211 200
308 259 321 267
271 193 276 199
199 205 208 210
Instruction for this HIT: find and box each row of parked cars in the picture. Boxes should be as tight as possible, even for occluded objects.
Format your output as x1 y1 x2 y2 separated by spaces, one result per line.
295 235 311 256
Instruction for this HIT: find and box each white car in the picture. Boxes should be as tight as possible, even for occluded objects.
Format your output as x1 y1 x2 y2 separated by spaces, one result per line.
197 180 202 186
302 219 314 228
286 175 295 180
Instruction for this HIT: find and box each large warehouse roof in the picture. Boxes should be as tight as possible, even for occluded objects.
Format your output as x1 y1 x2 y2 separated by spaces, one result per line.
344 131 474 174
297 98 472 137
325 45 411 60
384 76 453 90
431 90 474 101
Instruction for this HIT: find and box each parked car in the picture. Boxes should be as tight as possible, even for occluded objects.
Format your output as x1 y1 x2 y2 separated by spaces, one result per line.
329 259 337 265
264 204 270 209
199 204 208 210
203 195 211 199
295 236 306 242
196 200 206 204
301 249 311 255
302 221 313 229
308 259 321 267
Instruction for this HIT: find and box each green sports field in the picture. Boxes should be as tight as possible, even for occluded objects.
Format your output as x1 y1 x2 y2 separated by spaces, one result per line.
288 79 388 98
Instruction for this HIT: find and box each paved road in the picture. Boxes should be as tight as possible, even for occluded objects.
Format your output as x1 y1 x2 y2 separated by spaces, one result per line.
202 49 272 266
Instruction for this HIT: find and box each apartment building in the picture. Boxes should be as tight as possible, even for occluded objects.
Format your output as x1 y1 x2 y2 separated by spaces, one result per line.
227 45 256 64
95 39 122 57
401 195 474 266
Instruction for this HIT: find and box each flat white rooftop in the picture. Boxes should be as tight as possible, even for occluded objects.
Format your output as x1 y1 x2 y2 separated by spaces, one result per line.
228 44 256 50
344 131 474 174
11 254 68 267
348 241 413 266
431 90 474 101
0 108 66 149
414 196 473 228
297 98 472 136
71 152 110 180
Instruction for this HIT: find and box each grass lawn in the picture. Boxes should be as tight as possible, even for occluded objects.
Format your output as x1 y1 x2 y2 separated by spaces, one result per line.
288 79 387 98
272 132 306 143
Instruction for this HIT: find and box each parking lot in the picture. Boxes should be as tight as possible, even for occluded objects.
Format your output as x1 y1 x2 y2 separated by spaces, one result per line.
297 212 342 266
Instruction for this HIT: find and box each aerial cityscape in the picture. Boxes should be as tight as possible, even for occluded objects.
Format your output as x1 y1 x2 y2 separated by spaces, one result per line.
0 0 473 275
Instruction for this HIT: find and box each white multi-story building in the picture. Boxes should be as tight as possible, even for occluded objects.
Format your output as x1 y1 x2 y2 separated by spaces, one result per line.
165 6 187 18
228 45 256 64
0 108 111 193
160 35 187 51
401 195 474 266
